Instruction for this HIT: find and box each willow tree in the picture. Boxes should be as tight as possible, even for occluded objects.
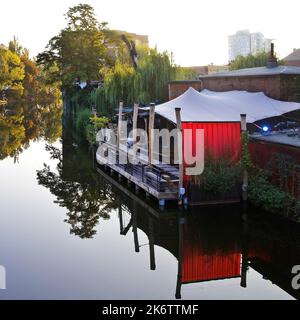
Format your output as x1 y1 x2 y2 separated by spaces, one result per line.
93 47 177 115
133 48 176 104
92 62 134 115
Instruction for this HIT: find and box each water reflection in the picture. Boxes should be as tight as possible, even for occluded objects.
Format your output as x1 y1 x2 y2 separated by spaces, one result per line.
35 120 300 299
0 100 62 161
37 144 117 238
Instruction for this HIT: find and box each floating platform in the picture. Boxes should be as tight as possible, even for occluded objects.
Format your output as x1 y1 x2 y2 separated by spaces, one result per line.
96 143 180 207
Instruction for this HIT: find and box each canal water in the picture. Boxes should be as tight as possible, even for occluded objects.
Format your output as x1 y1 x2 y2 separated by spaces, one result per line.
0 117 299 300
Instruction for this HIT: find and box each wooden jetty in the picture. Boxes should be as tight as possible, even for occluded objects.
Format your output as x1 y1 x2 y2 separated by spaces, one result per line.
96 142 180 208
96 165 175 218
96 101 182 209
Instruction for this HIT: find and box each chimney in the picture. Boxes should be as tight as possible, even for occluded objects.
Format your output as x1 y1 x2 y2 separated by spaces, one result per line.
267 43 278 68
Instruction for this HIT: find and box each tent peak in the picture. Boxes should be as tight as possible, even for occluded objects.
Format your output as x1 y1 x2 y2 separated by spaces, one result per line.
155 87 300 124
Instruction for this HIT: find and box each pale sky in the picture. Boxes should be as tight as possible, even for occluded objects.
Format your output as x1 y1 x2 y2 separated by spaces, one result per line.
1 0 300 66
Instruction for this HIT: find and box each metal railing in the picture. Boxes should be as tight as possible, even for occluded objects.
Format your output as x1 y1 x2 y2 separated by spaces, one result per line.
113 146 179 193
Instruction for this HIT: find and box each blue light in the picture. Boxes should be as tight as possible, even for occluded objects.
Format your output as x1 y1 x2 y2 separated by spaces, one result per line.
262 126 269 132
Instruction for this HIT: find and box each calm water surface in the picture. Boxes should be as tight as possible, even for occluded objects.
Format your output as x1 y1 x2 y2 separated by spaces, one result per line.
0 122 299 300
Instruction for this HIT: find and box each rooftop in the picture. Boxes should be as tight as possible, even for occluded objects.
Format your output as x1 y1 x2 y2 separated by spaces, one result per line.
251 130 300 148
199 65 300 78
283 48 300 61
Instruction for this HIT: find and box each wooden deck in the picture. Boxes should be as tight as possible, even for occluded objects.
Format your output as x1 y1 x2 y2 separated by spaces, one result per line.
96 143 180 202
96 166 172 218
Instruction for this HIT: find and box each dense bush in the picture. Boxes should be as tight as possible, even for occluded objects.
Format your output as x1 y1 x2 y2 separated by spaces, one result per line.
248 173 300 222
85 115 109 145
193 159 241 194
76 109 91 133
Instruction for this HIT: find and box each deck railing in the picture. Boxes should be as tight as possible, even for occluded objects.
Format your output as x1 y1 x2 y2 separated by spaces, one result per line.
101 143 179 193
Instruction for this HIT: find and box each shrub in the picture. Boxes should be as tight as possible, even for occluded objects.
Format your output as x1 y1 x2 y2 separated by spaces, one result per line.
85 115 109 145
193 159 241 194
76 109 91 133
248 173 300 220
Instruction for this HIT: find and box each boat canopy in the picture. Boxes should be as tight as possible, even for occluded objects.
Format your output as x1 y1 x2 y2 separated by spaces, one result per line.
154 87 300 123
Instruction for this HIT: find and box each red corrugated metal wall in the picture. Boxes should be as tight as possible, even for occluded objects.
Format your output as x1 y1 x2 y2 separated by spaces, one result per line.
182 242 241 283
182 251 241 283
181 122 241 180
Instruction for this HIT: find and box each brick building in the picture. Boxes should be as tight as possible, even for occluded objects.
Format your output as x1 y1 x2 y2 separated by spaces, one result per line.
169 65 300 102
283 48 300 67
168 80 203 100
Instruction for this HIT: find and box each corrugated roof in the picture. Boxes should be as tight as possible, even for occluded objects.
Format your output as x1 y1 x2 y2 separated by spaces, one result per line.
199 65 300 78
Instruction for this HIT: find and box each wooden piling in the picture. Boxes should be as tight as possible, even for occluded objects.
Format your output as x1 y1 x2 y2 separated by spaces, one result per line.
175 107 183 206
132 201 140 252
240 114 248 201
175 214 184 299
132 103 139 163
148 217 156 270
117 101 124 152
132 103 139 139
149 103 155 164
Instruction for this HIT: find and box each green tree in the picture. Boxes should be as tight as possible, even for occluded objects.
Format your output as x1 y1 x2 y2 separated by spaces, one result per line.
37 3 110 86
0 46 24 93
37 144 116 238
229 51 283 70
0 114 26 160
8 36 24 56
93 47 179 115
133 48 175 103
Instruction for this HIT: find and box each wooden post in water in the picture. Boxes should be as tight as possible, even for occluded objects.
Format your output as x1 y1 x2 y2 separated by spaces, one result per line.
148 103 155 165
175 108 184 206
240 114 248 201
132 201 140 253
132 103 139 138
175 214 184 299
117 101 124 153
118 201 123 235
148 217 156 270
132 103 139 163
240 218 249 288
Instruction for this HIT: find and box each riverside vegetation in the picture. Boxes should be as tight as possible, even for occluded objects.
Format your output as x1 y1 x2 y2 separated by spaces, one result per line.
1 3 299 222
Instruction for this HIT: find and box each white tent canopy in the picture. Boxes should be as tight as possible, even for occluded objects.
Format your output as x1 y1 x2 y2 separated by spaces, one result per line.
154 87 300 123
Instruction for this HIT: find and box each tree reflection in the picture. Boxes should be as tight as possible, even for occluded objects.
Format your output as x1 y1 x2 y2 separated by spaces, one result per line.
0 102 62 161
0 38 62 161
37 143 117 238
0 113 25 160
